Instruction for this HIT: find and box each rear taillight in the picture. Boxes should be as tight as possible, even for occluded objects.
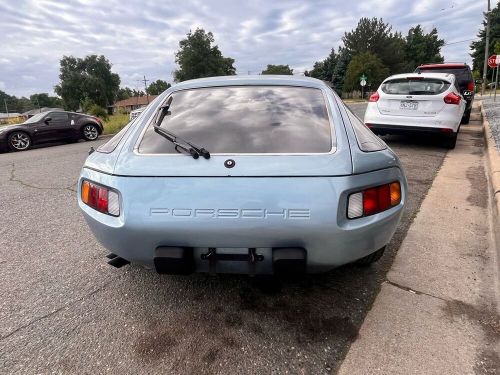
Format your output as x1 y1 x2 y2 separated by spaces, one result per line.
347 182 401 219
81 180 120 216
443 92 461 105
467 81 474 91
369 92 380 102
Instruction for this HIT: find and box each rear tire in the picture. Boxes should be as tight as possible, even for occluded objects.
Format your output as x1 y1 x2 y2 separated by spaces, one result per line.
444 133 457 149
461 109 471 124
82 124 99 141
355 246 385 266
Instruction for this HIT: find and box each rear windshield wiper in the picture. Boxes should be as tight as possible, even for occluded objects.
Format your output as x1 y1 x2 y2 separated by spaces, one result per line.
154 105 210 159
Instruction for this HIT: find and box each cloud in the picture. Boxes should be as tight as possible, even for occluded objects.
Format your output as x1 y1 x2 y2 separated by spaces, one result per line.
0 0 492 97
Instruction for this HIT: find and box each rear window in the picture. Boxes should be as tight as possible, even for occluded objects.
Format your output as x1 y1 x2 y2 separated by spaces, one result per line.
381 78 451 95
417 68 471 85
138 86 333 154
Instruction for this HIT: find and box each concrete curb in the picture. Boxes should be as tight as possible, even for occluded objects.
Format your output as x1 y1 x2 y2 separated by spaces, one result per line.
480 103 500 249
338 119 500 374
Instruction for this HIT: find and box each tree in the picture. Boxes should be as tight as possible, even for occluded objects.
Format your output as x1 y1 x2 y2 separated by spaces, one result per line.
308 49 338 81
117 87 133 101
343 18 406 75
0 90 64 113
29 93 63 108
147 79 171 95
331 47 351 93
343 52 389 93
471 2 500 76
404 25 444 69
174 28 236 82
55 55 120 111
132 89 145 97
261 64 294 75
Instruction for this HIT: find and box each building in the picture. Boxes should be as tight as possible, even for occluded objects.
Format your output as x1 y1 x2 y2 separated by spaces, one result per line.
111 95 158 114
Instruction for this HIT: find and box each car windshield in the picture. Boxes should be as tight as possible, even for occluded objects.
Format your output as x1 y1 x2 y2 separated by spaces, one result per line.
23 112 47 124
138 85 333 154
381 78 451 95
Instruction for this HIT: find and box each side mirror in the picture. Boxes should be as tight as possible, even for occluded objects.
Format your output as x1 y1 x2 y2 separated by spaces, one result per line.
44 117 52 124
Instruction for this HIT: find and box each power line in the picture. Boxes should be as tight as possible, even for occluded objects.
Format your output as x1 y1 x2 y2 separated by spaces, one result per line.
443 38 479 47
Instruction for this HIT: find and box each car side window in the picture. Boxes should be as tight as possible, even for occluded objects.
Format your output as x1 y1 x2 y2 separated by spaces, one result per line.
48 112 69 122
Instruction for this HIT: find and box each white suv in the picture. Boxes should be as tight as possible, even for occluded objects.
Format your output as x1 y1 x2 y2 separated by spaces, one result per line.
364 72 466 149
129 107 145 121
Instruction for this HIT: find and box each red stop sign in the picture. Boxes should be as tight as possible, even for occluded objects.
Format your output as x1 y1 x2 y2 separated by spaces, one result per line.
488 55 498 68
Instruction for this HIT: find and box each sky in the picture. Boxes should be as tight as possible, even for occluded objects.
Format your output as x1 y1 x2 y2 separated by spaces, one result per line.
0 0 494 98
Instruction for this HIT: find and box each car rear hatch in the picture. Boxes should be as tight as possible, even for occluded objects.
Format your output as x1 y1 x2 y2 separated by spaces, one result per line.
112 85 352 177
376 76 451 118
417 65 473 93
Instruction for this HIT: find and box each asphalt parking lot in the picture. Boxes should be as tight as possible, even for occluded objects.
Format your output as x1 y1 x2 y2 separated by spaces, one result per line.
0 103 451 374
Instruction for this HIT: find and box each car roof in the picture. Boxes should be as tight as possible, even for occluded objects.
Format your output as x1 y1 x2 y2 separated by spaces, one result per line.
170 75 329 91
384 72 455 82
417 63 469 69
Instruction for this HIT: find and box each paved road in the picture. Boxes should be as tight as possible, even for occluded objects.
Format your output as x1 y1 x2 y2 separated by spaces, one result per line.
0 104 450 374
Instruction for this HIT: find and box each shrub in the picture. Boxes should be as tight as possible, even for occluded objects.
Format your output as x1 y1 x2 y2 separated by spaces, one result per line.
103 114 129 134
88 104 108 120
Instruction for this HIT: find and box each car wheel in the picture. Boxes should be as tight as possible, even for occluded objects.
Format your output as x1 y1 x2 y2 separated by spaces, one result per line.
461 109 471 125
8 131 31 152
82 124 99 141
355 246 385 266
444 133 458 150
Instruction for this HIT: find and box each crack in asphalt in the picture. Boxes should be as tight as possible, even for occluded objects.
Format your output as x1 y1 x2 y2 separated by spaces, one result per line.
0 275 121 341
384 279 448 302
8 163 77 192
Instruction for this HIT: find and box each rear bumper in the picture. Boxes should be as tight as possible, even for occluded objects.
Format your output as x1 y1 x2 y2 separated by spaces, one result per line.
364 103 462 133
78 167 407 274
367 124 457 136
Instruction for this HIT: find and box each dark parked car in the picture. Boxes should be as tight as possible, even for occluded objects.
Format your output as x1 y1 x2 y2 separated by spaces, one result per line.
415 63 475 124
0 111 103 152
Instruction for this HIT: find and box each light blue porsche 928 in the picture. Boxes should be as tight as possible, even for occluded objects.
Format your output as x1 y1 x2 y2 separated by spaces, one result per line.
78 75 407 275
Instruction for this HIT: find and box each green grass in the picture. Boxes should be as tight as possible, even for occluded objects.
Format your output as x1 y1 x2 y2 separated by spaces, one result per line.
102 113 129 135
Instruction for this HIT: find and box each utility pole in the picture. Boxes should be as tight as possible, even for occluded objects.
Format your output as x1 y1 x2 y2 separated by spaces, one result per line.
481 0 491 95
142 75 150 104
4 99 8 118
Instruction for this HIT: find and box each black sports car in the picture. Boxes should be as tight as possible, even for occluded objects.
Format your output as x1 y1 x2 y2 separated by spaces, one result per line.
0 111 103 152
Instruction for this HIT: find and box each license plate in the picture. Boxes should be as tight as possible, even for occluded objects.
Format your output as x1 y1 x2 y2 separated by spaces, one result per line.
400 101 418 110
